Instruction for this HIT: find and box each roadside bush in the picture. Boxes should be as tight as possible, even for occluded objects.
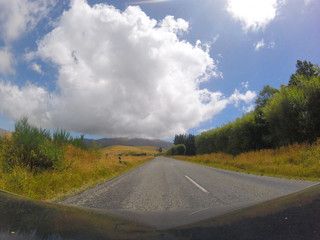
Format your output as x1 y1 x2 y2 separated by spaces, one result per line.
166 144 186 156
71 134 89 150
1 117 64 171
53 129 72 146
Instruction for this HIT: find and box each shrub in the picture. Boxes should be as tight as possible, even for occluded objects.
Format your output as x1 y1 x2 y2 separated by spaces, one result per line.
1 117 64 171
53 129 72 146
71 134 88 150
166 144 186 156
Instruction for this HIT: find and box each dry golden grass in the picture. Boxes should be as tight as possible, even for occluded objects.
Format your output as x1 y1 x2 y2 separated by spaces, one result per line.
0 145 154 200
174 139 320 180
103 145 159 155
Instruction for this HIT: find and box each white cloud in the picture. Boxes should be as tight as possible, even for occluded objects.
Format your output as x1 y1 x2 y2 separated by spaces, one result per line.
31 62 43 74
0 0 255 138
229 89 256 107
197 128 210 134
254 39 265 51
227 0 284 32
130 0 172 5
242 104 255 113
0 0 56 43
0 81 50 124
0 48 15 74
0 0 56 76
254 39 275 51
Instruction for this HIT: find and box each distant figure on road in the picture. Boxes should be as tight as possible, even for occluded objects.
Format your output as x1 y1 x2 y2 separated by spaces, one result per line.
118 154 122 164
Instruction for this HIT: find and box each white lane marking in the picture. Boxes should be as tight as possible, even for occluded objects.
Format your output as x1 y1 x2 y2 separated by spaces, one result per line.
185 175 209 193
189 208 211 216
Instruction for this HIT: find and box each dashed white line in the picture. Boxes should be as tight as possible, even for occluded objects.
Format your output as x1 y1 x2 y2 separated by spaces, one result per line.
185 175 209 193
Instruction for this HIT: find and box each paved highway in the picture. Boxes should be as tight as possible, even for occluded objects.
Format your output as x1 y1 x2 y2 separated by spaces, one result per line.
59 157 316 229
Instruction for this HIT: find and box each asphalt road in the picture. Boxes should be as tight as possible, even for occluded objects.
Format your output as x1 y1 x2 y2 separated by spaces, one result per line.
59 157 316 229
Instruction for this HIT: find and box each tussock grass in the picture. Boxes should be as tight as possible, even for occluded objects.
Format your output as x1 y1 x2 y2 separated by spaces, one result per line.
0 145 154 200
174 139 320 180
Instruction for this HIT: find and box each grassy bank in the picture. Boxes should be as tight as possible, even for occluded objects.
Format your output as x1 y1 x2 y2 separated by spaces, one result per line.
0 144 155 200
174 139 320 180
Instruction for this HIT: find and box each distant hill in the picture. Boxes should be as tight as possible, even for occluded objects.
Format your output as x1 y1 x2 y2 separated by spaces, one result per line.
84 137 173 149
0 128 9 137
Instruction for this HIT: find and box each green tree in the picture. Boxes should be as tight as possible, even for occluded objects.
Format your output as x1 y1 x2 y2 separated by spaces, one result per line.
185 134 196 155
173 134 196 155
254 85 279 148
263 75 320 145
289 60 319 86
255 85 279 109
166 144 186 156
173 134 186 145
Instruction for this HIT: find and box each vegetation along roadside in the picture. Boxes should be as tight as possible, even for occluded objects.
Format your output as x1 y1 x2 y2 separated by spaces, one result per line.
171 60 320 181
0 118 156 200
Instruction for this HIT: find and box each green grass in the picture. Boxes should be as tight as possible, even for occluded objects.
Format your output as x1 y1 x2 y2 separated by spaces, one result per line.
174 139 320 181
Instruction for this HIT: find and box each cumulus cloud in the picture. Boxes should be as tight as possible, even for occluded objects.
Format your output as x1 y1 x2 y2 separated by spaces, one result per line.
227 0 284 32
0 81 51 124
0 47 15 74
0 0 255 138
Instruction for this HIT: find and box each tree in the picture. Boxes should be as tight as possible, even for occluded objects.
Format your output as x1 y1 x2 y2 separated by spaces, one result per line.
254 85 279 149
255 85 279 110
158 147 162 153
185 134 196 155
289 60 319 86
174 134 186 145
173 134 196 155
166 144 186 156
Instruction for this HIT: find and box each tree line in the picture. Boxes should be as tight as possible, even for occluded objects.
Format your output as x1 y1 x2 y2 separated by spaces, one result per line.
166 134 196 156
171 60 320 156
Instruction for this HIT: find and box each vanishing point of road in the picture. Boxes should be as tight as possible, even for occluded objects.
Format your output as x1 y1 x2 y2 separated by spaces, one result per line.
59 157 316 229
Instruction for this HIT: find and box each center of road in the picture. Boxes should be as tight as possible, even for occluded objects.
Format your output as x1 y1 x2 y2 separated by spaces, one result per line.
184 175 209 193
59 157 316 229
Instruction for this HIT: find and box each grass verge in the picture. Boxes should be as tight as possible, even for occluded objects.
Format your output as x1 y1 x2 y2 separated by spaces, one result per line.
173 139 320 181
0 145 155 201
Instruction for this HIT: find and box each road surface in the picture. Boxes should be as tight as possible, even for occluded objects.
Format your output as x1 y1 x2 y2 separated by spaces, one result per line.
59 157 316 229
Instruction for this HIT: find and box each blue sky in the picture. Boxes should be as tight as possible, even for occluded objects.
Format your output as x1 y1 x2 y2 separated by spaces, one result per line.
0 0 319 140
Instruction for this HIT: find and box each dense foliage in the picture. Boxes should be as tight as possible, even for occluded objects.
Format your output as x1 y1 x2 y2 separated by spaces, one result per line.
166 144 186 156
0 117 88 172
196 60 320 155
173 134 196 155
